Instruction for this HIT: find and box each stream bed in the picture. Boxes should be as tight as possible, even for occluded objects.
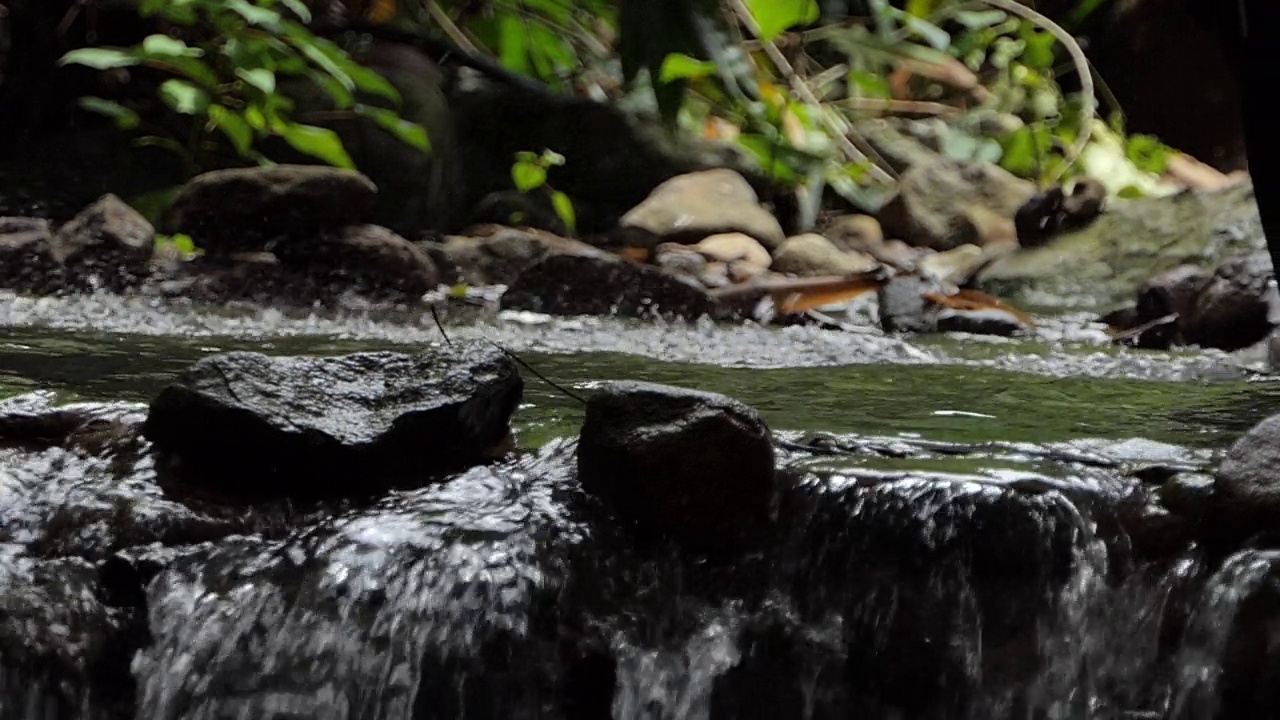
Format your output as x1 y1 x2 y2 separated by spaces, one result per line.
3 293 1280 720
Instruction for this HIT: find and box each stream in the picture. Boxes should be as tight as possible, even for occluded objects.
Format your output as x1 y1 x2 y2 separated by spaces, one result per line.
3 291 1280 720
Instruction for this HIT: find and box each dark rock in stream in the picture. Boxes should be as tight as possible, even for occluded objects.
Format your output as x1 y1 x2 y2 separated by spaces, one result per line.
142 343 524 502
0 195 154 294
1184 251 1275 351
0 393 247 560
0 216 57 291
0 548 140 720
161 165 378 256
1214 413 1280 532
501 253 721 320
577 381 779 551
48 193 155 290
275 223 441 300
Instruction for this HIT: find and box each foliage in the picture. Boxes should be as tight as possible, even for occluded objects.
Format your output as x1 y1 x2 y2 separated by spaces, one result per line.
155 232 202 258
60 0 1179 229
59 0 429 174
510 149 577 234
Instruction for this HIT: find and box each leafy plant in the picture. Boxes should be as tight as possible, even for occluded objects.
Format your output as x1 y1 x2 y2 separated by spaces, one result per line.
155 232 202 257
510 149 577 235
59 0 430 174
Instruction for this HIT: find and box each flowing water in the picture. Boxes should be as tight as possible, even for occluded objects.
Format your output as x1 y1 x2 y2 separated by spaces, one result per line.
2 296 1280 720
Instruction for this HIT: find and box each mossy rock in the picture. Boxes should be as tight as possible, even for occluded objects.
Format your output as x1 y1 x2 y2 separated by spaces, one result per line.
976 183 1265 310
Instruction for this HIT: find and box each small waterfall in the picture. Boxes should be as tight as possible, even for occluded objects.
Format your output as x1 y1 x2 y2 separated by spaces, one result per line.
611 612 743 720
1169 550 1280 719
132 443 579 720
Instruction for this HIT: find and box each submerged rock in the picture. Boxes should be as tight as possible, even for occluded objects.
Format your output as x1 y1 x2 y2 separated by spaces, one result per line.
0 549 139 720
500 253 720 320
577 381 778 550
162 165 378 255
618 169 786 249
142 344 523 502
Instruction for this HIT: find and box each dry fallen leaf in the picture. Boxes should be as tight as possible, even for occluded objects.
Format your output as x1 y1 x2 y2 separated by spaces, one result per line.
923 288 1036 328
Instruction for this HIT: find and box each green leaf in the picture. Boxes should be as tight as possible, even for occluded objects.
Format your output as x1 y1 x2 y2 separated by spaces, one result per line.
277 122 355 169
207 105 254 155
150 55 220 88
659 53 719 84
900 14 950 51
279 0 312 22
77 97 140 130
345 64 401 104
953 10 1007 29
158 79 211 115
310 71 355 109
225 0 282 29
745 0 818 41
140 0 197 24
540 149 566 167
236 67 276 95
498 13 534 77
550 190 577 235
1018 24 1057 70
58 47 139 70
282 23 355 92
356 105 431 153
141 34 203 58
512 160 547 192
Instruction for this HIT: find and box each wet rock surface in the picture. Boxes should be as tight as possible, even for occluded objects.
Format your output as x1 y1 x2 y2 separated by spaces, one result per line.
877 155 1033 250
619 169 787 249
0 361 1272 720
979 182 1264 309
143 343 524 502
161 165 378 255
48 194 154 286
1215 413 1280 523
423 225 606 287
1185 251 1274 351
500 252 721 321
577 381 779 551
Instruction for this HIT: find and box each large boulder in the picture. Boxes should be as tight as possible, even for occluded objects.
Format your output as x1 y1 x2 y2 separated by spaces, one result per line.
161 165 378 255
1216 414 1280 520
618 169 786 249
576 381 779 550
422 225 606 287
142 343 523 502
876 156 1034 251
500 253 720 320
1184 251 1274 350
275 223 441 300
978 182 1264 309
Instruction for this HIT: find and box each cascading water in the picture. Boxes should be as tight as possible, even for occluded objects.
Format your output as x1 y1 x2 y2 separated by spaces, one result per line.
3 390 1280 720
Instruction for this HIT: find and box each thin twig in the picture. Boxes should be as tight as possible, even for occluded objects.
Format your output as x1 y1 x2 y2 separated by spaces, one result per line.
726 0 898 184
428 303 586 406
976 0 1096 184
424 0 479 55
839 97 962 117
